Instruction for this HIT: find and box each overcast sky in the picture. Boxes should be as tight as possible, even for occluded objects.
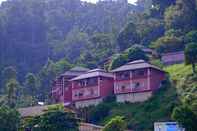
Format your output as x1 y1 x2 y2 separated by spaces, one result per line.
0 0 137 4
81 0 137 4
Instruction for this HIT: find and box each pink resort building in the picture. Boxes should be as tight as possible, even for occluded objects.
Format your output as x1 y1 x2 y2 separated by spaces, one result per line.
52 67 89 105
71 69 114 108
111 60 165 103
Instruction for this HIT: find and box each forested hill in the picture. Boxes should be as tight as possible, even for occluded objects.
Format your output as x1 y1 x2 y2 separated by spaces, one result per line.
1 0 197 110
0 0 140 77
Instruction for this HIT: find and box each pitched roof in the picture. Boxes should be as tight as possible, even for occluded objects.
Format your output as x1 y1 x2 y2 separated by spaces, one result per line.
18 105 48 117
61 66 89 76
111 60 164 72
71 69 113 81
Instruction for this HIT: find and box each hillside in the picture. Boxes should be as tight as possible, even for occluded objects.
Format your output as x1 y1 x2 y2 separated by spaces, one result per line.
165 64 197 111
80 64 197 130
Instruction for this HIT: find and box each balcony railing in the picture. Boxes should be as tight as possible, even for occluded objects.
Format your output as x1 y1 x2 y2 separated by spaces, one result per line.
114 81 149 94
72 86 99 101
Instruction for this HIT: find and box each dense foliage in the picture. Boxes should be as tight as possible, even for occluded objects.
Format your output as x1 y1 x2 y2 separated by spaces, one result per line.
22 104 79 131
103 116 126 131
0 106 20 131
165 64 197 130
185 43 197 74
81 79 178 130
0 0 196 130
109 46 148 70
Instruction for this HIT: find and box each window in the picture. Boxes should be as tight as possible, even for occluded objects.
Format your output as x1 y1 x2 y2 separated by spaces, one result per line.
121 85 126 90
79 80 87 87
133 82 140 88
133 70 145 77
119 72 130 80
79 92 83 96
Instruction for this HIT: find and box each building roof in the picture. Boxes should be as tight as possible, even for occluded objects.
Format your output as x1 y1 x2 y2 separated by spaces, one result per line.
161 51 185 65
111 60 164 73
18 105 48 118
161 51 184 56
71 68 113 81
18 105 74 118
61 66 89 77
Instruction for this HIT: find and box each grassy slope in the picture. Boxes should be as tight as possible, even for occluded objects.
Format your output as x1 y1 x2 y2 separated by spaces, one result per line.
165 64 197 110
86 64 196 131
165 64 194 82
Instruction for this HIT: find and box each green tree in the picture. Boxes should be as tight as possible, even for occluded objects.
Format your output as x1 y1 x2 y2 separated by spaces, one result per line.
109 46 148 70
23 73 39 106
151 0 176 17
6 79 21 108
185 30 197 43
1 66 17 91
109 54 128 70
24 73 39 96
89 103 111 123
172 105 197 131
185 43 197 74
151 35 184 53
27 111 79 131
117 22 140 51
126 46 148 62
103 116 126 131
164 0 197 32
0 106 20 131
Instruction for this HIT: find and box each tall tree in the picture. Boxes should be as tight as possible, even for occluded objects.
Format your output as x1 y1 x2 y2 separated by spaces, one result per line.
23 73 39 106
6 79 21 108
1 66 17 91
117 22 140 51
185 43 197 74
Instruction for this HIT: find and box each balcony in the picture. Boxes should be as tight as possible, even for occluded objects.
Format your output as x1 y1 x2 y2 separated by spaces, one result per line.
72 86 100 101
114 80 149 94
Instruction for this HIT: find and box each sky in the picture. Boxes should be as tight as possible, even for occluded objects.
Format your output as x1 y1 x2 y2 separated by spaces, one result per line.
0 0 5 3
0 0 137 4
81 0 137 4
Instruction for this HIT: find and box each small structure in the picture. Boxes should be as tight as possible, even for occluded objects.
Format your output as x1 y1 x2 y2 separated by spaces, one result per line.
79 123 103 131
161 51 185 65
111 60 165 103
71 69 114 108
52 67 89 104
154 122 185 131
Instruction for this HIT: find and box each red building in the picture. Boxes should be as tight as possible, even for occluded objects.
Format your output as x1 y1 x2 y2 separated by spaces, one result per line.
111 60 165 103
71 69 114 108
52 67 89 105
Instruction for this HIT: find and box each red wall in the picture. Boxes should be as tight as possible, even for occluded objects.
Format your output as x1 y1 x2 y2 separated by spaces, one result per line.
114 68 165 94
64 82 72 103
100 76 114 97
150 68 165 91
71 76 114 102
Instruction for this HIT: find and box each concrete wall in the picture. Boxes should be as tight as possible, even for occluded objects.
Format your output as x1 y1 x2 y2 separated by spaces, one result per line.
116 91 152 103
75 98 103 108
